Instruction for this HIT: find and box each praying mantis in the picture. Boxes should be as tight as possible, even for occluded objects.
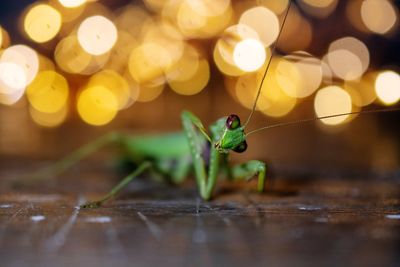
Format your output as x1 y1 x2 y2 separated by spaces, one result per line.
21 1 399 208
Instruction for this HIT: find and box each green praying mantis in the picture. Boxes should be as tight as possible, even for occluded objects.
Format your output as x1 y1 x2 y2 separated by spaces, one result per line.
21 1 400 208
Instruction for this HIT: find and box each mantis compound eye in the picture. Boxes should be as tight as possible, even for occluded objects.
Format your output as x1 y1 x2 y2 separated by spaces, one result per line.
226 114 241 130
233 141 247 153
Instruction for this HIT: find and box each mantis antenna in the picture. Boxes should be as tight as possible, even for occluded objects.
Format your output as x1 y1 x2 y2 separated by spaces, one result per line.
243 0 292 128
246 107 400 136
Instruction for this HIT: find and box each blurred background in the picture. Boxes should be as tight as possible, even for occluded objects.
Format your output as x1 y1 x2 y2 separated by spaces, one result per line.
0 0 399 179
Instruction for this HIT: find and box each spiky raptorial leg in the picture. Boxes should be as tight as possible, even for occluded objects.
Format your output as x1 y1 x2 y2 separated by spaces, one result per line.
80 162 152 208
15 132 122 186
181 111 220 200
231 160 267 192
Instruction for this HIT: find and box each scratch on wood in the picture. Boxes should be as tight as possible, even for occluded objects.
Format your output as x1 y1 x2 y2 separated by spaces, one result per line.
44 196 85 252
137 211 162 240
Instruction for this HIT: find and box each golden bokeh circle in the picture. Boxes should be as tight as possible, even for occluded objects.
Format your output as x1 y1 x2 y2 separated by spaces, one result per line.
24 4 62 43
77 85 118 126
27 71 69 113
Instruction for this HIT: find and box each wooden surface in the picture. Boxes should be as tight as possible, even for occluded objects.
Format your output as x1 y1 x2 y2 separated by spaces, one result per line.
0 161 400 267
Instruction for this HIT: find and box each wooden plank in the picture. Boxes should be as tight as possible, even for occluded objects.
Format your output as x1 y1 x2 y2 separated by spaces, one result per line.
0 163 399 267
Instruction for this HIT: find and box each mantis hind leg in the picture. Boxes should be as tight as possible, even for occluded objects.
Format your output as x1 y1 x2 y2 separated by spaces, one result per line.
231 160 267 192
16 131 122 185
81 162 152 208
82 155 192 208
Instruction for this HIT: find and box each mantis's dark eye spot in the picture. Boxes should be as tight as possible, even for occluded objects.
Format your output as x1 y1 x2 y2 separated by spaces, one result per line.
226 114 241 130
233 141 247 153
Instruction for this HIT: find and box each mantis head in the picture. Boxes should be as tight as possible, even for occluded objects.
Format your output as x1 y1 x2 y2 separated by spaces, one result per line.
214 114 247 153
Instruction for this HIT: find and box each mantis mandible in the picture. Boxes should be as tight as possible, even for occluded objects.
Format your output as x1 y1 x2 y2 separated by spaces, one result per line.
23 1 399 208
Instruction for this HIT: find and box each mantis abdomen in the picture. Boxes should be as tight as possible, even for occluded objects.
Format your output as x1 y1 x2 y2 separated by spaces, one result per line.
122 132 192 160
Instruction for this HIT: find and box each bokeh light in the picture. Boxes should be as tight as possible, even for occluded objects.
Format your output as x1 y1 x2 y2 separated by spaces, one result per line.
346 0 369 33
375 70 400 105
141 42 172 69
257 0 289 15
213 24 261 76
361 0 397 35
186 0 231 17
214 43 244 76
128 43 166 84
24 4 62 43
55 35 92 74
58 0 87 8
239 6 279 47
114 5 149 38
234 74 258 109
257 61 297 117
274 57 302 99
197 5 233 38
168 59 210 95
0 62 27 94
280 52 322 98
143 0 167 13
26 71 69 113
0 26 10 49
327 37 369 81
134 82 164 102
297 0 338 18
176 0 232 38
343 72 377 107
0 0 398 129
233 39 266 72
104 31 138 73
53 0 86 24
142 20 184 68
88 70 131 110
0 44 39 104
55 35 109 75
177 1 207 35
0 87 25 105
259 85 297 118
77 15 118 55
301 0 337 8
327 50 363 81
234 59 297 117
30 104 68 127
314 86 352 125
320 60 333 84
77 86 118 126
223 23 260 41
166 44 200 82
38 54 55 72
1 45 39 86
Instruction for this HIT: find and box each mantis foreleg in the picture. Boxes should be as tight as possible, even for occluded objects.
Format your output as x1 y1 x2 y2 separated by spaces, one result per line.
181 111 220 200
231 160 266 192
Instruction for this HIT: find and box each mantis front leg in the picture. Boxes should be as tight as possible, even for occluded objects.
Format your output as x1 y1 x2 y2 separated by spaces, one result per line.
231 160 267 192
181 111 220 200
